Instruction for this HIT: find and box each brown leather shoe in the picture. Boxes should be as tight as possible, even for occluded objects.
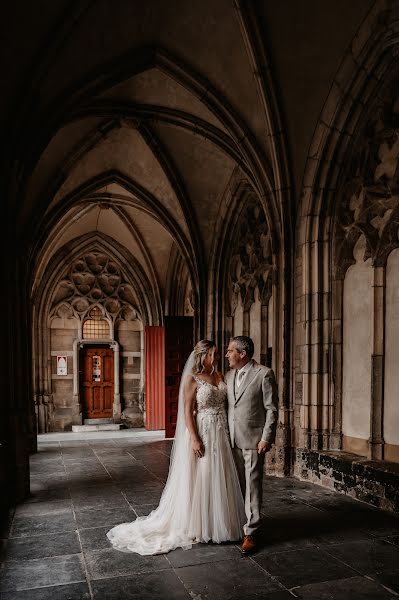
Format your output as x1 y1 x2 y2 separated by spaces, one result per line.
241 534 256 554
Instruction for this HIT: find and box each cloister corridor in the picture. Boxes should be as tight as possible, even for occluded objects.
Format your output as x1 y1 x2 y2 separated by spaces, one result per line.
3 2 399 598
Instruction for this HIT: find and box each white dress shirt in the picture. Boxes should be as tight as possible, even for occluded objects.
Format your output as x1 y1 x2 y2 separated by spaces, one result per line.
236 360 252 388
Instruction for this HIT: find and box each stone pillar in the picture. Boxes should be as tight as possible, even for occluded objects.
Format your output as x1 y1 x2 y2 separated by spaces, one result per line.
72 339 82 424
330 277 343 450
260 303 268 365
369 266 385 460
140 329 145 416
242 309 250 336
112 341 121 422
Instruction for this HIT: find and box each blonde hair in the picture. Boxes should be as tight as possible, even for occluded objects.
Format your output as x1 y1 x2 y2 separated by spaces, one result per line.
192 339 216 374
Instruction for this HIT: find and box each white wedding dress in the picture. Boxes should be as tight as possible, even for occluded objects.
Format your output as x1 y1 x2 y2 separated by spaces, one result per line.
107 367 245 555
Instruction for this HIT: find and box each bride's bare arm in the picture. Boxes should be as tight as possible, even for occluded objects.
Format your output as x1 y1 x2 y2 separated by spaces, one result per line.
184 375 205 458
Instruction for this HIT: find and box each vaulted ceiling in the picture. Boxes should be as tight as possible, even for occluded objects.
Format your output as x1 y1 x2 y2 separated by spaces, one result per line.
2 0 374 322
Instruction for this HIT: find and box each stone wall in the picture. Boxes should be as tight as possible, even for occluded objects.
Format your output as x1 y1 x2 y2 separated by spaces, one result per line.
295 449 399 513
118 321 144 427
50 320 78 431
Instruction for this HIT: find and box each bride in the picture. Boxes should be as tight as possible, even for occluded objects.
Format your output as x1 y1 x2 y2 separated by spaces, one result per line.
107 339 245 555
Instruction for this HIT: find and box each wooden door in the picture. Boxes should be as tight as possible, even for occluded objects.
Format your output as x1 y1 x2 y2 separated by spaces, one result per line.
145 327 165 431
80 347 114 419
164 316 193 438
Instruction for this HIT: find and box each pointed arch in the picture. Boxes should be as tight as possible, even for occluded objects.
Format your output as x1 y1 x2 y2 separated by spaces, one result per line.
295 2 399 460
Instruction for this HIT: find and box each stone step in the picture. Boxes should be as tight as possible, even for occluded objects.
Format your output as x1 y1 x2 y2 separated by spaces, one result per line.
83 418 113 425
72 424 121 432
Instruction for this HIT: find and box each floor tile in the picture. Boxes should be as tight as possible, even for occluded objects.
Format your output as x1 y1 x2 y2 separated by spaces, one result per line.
84 547 170 579
75 506 135 529
294 575 395 599
91 569 190 599
0 554 85 592
26 487 71 503
367 520 399 538
253 547 357 588
88 441 118 447
14 499 73 518
30 473 69 486
91 447 131 456
79 526 114 551
323 539 399 575
256 525 318 554
315 526 373 545
166 541 241 568
4 531 81 561
262 504 327 521
11 512 76 538
69 482 118 498
0 582 91 599
123 487 163 506
67 474 113 488
73 494 129 512
30 454 63 465
372 569 399 594
176 558 283 599
29 465 66 476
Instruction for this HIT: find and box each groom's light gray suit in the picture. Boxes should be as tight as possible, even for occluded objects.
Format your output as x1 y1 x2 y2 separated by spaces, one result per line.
226 360 278 535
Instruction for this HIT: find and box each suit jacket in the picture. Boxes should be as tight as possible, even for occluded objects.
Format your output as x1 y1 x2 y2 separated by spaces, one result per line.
226 360 278 449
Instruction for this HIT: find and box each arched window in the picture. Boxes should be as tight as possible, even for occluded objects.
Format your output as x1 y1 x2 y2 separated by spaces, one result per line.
83 307 110 339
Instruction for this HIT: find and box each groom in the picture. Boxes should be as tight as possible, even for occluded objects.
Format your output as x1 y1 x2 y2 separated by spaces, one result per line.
225 336 278 554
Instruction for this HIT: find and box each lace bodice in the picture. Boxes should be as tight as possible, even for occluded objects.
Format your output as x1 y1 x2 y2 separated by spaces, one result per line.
193 376 227 414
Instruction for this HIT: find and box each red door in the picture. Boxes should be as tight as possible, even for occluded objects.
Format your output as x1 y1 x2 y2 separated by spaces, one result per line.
80 347 114 419
165 317 193 438
145 327 165 430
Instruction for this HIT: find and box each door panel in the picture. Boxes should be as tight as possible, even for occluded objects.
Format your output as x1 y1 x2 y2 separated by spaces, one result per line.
103 354 113 380
80 347 114 419
145 327 165 430
165 317 193 438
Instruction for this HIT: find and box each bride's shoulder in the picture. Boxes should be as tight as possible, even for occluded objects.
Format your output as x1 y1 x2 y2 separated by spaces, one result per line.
183 373 198 387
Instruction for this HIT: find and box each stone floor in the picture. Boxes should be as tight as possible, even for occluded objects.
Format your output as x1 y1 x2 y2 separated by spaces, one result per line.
1 432 399 599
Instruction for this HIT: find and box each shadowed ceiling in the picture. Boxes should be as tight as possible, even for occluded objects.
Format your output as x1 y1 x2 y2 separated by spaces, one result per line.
1 0 373 320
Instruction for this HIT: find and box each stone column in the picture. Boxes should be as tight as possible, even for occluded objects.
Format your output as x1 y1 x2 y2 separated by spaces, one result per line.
242 309 250 336
260 303 268 365
112 341 121 422
369 266 385 460
72 339 82 424
330 277 343 450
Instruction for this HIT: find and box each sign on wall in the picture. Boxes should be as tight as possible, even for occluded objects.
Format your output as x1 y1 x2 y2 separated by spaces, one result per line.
57 355 68 375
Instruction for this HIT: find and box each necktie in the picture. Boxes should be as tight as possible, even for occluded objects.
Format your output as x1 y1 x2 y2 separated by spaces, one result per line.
237 370 245 387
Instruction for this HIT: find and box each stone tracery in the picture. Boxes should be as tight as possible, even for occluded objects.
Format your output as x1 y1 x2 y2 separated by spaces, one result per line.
227 200 273 316
335 94 399 277
50 251 141 328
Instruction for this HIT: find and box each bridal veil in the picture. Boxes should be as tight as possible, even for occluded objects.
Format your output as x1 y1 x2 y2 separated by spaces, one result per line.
107 352 197 555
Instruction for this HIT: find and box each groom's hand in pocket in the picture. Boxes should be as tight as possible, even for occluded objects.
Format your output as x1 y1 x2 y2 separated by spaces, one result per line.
257 440 271 455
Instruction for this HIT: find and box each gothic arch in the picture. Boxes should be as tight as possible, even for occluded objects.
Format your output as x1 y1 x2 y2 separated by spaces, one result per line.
30 170 200 332
165 243 194 317
295 1 399 459
209 170 291 475
32 233 159 433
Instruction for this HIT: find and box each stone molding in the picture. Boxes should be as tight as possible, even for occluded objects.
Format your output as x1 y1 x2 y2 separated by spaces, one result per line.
50 250 141 331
